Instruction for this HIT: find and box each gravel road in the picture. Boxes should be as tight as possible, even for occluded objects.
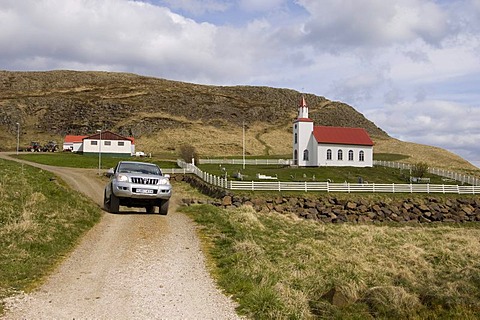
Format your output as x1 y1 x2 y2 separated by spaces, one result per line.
1 154 241 319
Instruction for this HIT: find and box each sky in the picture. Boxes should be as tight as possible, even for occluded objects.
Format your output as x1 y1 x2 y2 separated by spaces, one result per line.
1 0 479 167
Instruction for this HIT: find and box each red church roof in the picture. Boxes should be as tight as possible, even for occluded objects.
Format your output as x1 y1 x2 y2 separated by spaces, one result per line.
313 126 374 146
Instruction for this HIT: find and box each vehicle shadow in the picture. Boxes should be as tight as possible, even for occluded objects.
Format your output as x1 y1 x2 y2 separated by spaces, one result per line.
102 207 165 215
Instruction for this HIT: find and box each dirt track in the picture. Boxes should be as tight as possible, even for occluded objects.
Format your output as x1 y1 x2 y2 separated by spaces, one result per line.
0 154 240 319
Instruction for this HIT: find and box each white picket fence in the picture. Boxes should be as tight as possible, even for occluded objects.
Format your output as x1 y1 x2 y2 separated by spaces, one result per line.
374 160 480 186
176 160 480 194
199 158 480 186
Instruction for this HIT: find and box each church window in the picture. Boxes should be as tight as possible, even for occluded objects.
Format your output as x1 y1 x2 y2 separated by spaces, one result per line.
294 133 297 144
327 149 332 160
303 149 309 161
348 150 354 161
338 150 343 160
359 150 365 162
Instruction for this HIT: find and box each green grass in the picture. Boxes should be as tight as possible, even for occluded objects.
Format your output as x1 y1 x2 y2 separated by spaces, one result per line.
0 159 102 313
198 163 455 185
373 153 410 162
182 203 480 319
14 153 178 169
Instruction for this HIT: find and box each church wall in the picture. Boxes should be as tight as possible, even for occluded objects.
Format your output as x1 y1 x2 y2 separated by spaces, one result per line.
316 144 373 167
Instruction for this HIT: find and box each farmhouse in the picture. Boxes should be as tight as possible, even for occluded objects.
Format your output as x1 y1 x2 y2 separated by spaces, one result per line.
293 97 373 167
63 131 135 156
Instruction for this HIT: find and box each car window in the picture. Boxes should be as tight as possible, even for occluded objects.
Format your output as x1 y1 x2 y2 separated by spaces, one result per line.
118 163 161 175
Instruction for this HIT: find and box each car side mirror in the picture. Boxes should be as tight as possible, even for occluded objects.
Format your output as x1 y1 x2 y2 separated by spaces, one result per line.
106 168 115 177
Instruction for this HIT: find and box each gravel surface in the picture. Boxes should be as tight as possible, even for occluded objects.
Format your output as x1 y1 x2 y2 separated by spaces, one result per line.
0 154 241 319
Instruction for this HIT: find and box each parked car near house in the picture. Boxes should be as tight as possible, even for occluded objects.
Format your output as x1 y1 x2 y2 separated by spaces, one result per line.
103 161 172 214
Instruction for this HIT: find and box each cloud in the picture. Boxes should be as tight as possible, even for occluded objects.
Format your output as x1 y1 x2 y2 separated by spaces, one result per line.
366 99 480 165
156 0 231 15
295 0 451 50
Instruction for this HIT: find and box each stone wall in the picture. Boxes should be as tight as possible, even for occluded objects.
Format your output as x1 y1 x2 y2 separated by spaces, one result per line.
175 174 480 223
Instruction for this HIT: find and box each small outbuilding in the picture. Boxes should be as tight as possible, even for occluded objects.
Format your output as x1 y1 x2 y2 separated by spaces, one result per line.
64 131 135 156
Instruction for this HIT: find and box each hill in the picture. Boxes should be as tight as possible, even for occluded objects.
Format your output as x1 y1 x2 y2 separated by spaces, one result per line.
0 70 477 172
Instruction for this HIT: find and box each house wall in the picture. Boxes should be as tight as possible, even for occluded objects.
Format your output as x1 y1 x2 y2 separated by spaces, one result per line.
316 144 373 167
73 142 83 153
62 142 73 151
83 139 133 156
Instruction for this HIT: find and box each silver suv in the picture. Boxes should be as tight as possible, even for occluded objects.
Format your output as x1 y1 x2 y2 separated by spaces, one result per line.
104 161 172 214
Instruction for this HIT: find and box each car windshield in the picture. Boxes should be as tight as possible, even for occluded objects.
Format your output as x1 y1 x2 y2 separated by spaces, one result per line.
118 163 161 175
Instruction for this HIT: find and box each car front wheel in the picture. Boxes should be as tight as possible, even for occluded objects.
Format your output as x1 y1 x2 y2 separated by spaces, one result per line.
159 199 169 215
146 205 156 214
109 192 120 213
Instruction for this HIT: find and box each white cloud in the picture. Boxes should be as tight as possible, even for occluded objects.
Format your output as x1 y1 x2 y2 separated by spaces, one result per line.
157 0 231 15
296 0 451 49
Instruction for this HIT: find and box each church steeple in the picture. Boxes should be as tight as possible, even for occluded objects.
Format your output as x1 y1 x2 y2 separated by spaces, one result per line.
298 95 309 119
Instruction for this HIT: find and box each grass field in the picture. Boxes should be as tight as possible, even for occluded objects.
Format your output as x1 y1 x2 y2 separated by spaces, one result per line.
198 163 456 185
14 152 178 169
181 203 480 319
0 158 102 313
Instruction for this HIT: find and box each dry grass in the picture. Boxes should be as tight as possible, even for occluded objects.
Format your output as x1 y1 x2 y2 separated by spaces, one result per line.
184 203 480 319
374 136 478 172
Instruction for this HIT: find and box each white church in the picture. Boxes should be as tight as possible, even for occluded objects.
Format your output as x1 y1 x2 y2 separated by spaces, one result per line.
293 97 374 167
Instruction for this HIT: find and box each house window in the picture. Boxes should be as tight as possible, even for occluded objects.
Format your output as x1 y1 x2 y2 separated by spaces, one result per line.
359 150 365 162
326 149 332 160
91 141 97 146
338 150 343 161
303 149 309 161
294 133 297 144
348 150 354 161
118 141 125 146
104 141 111 146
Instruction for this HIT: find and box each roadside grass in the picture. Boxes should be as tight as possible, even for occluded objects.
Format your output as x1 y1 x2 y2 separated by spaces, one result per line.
198 163 455 185
181 203 480 319
0 159 102 313
13 153 178 169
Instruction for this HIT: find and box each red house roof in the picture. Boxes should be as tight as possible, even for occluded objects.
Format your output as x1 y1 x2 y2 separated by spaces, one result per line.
84 130 135 144
64 135 88 143
313 126 374 146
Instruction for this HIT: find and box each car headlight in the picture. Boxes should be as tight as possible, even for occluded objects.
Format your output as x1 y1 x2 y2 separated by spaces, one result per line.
158 178 170 185
117 174 129 182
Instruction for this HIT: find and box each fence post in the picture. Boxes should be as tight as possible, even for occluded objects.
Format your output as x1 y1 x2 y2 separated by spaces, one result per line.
251 180 254 191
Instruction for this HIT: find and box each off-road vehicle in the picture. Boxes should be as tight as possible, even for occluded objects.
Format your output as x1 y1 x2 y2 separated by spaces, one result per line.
104 161 172 214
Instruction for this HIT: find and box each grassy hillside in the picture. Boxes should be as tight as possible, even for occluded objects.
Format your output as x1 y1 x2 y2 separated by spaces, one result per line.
0 70 477 172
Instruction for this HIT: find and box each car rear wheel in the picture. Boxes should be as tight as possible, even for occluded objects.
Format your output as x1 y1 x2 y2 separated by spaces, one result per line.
146 205 156 214
110 192 120 213
159 199 169 215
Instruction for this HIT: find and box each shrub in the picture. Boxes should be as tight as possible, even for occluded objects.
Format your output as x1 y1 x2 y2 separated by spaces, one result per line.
411 162 429 178
179 144 199 164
